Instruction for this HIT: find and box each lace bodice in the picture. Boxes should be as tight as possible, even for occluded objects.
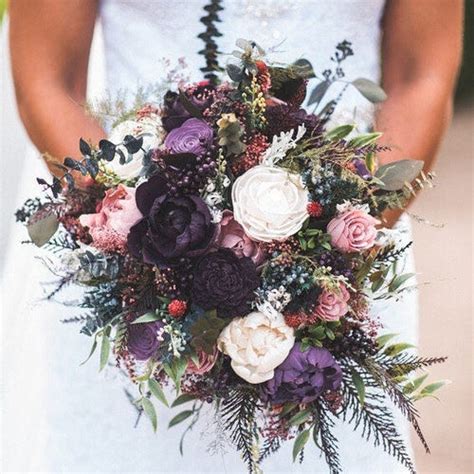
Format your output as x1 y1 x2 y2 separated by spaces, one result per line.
99 0 386 129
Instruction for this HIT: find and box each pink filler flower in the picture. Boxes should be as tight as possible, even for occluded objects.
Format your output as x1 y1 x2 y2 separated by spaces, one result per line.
327 209 379 253
79 185 142 252
315 284 350 322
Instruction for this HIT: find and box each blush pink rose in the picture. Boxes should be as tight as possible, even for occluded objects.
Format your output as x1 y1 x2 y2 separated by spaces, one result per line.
327 209 379 253
79 185 142 252
186 348 219 375
215 211 264 264
315 284 350 321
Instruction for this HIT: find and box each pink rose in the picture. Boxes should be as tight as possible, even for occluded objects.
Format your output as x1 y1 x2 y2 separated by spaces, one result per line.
186 348 219 375
327 209 379 253
315 284 350 322
215 211 264 264
79 185 142 252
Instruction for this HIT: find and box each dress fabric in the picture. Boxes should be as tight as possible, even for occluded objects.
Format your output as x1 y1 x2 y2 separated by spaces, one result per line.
1 1 419 473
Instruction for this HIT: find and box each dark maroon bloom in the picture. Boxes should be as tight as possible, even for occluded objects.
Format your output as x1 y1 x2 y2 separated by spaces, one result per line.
262 343 342 404
127 174 215 266
127 320 163 361
265 104 324 138
165 118 214 156
191 249 259 318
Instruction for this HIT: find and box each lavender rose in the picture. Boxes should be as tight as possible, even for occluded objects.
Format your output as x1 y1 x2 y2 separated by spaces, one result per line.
262 343 342 404
127 174 215 266
165 118 213 156
327 209 380 253
215 211 264 264
191 249 259 318
127 320 163 361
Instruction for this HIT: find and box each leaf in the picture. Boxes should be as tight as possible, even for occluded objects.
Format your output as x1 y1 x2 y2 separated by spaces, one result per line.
307 80 331 107
79 138 92 156
288 408 312 426
99 139 116 161
291 58 316 79
168 410 193 428
189 310 228 354
27 212 59 247
99 333 110 371
348 132 382 148
132 312 160 324
178 90 203 118
226 63 244 82
376 333 398 348
389 273 416 292
292 429 310 462
384 342 416 357
352 78 387 103
374 159 424 191
141 397 158 432
36 177 48 186
123 135 143 154
365 152 376 175
280 402 298 417
403 373 429 394
163 356 189 392
171 393 197 408
80 338 97 366
85 158 99 179
148 379 168 407
419 380 450 397
325 124 355 141
351 368 366 405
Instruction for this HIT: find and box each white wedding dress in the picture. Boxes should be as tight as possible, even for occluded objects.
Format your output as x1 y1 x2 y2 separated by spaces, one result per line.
1 1 418 472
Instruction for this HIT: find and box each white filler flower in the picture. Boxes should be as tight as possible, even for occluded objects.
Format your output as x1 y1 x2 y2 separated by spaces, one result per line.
217 311 295 384
232 165 309 242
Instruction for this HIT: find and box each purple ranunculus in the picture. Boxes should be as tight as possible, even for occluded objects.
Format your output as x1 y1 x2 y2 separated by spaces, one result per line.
191 249 259 318
164 118 214 156
127 320 163 361
262 343 342 404
127 174 216 266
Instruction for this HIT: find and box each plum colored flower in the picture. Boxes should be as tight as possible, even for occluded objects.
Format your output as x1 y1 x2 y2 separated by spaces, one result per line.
327 209 379 253
79 185 142 252
164 118 213 156
262 343 342 404
315 283 350 321
127 320 163 361
232 165 309 242
191 249 259 318
217 311 295 384
215 211 264 264
127 174 216 266
106 117 163 179
186 348 219 375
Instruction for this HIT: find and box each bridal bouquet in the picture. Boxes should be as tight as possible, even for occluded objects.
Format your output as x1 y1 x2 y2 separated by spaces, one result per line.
17 40 446 473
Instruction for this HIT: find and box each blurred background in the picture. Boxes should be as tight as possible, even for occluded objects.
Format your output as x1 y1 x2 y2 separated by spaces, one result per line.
0 1 472 473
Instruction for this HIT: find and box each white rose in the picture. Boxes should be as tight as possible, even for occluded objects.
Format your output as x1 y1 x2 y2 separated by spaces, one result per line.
231 165 309 242
217 311 295 384
106 116 163 179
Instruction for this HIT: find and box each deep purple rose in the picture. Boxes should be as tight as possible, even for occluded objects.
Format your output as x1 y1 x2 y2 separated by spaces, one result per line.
127 174 216 266
164 118 213 156
262 343 342 404
127 320 163 361
191 249 259 318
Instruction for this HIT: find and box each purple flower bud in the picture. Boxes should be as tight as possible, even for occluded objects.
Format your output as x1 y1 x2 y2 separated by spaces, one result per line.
165 118 213 156
127 320 163 361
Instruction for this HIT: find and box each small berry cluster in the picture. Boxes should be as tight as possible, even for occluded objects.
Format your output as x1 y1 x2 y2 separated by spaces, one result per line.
231 133 269 175
168 299 187 318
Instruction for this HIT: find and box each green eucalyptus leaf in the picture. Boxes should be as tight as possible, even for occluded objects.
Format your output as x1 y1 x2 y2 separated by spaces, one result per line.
352 78 387 103
148 379 168 407
288 408 312 426
307 81 331 106
141 397 158 432
389 273 416 293
132 312 160 324
280 402 298 417
99 334 110 371
27 212 59 247
291 58 316 79
292 429 310 462
384 342 416 357
374 159 424 191
420 380 450 396
376 333 398 349
348 132 382 148
80 338 98 366
351 368 366 405
171 393 197 408
168 410 193 428
226 63 244 82
325 124 355 141
403 373 429 394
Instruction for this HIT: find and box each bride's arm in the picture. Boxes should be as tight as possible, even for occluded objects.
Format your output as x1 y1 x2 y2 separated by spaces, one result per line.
9 0 104 180
377 0 463 227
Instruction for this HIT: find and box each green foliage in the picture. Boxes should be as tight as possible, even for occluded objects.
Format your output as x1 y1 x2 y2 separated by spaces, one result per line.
27 212 59 247
297 227 332 253
168 410 194 428
292 429 310 462
189 309 228 354
299 320 341 350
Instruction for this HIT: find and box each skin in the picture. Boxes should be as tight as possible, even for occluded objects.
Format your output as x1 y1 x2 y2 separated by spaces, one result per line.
10 0 463 223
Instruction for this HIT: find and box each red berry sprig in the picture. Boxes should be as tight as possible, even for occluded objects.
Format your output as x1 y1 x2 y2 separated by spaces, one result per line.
168 299 188 318
307 201 323 218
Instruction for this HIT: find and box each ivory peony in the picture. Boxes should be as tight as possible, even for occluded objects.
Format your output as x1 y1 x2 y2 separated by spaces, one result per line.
231 165 309 242
106 117 163 179
217 311 295 384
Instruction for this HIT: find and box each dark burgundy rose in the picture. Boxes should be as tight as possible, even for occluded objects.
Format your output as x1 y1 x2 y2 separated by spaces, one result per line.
162 86 213 132
165 118 214 156
265 104 324 138
261 343 342 404
127 320 163 361
127 174 216 266
191 249 259 318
